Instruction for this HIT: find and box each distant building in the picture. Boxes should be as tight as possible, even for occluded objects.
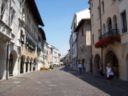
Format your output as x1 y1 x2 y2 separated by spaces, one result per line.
42 42 49 68
42 43 61 68
51 46 61 66
70 9 91 70
74 17 91 72
61 51 70 67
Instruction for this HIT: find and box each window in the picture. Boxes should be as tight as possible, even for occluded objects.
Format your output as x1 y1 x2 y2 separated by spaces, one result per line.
91 14 94 25
121 10 127 33
0 0 7 19
20 30 24 42
102 1 105 14
113 15 118 29
10 7 15 25
107 17 112 32
92 34 94 44
97 6 100 19
98 29 101 39
103 24 106 33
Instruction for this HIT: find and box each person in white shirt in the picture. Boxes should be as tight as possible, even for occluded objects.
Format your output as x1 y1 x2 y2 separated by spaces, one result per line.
78 61 82 75
106 63 114 83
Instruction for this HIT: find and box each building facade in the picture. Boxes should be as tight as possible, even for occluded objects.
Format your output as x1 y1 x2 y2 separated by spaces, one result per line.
0 0 46 80
37 28 46 70
0 0 14 79
118 0 128 81
89 0 128 81
19 0 45 74
69 32 77 70
42 42 49 68
52 46 61 66
47 44 52 68
74 18 91 72
70 9 90 71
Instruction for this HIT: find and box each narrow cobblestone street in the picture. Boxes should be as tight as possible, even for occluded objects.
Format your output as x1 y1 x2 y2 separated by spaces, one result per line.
0 67 128 96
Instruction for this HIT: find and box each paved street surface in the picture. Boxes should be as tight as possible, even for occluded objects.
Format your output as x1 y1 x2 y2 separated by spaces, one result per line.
0 67 128 96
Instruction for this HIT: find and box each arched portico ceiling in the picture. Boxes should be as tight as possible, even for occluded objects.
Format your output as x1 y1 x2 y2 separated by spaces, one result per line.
10 50 17 59
105 50 118 67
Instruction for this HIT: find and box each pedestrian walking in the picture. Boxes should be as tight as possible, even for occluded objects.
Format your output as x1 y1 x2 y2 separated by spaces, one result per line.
78 60 82 75
106 63 114 84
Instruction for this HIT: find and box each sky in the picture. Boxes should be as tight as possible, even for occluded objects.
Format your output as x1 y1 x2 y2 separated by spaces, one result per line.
35 0 89 56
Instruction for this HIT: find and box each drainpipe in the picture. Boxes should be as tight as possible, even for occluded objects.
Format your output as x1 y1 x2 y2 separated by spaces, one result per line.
76 32 78 70
90 16 93 72
99 0 104 74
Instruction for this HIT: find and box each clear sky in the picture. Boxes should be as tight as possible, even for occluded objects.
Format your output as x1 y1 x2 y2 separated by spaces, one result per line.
36 0 89 56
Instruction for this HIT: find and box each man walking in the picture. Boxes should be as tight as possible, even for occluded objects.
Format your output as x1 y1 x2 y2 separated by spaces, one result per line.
78 60 82 75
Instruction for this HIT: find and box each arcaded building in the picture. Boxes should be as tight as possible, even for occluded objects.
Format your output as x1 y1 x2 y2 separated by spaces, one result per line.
89 0 128 80
0 0 46 80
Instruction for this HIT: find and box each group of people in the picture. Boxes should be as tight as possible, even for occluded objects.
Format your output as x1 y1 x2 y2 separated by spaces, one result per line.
77 61 115 84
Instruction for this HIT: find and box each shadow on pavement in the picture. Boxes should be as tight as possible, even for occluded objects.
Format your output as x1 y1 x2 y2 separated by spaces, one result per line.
60 66 128 96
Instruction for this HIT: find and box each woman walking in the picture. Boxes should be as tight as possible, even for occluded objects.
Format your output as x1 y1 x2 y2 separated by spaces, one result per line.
106 63 114 84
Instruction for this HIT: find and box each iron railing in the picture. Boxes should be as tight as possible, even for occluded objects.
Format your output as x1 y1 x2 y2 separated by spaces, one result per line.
99 29 120 40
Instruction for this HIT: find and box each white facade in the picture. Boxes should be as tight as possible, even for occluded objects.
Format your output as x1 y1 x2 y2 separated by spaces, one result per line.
0 0 46 80
42 42 49 68
75 9 90 26
0 0 22 79
52 47 61 66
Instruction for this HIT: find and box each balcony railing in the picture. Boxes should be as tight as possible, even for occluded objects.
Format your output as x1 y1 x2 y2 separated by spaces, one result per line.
99 29 120 39
0 19 12 40
95 29 121 48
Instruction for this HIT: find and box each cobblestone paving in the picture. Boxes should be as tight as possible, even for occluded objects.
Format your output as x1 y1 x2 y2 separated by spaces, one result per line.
0 67 127 96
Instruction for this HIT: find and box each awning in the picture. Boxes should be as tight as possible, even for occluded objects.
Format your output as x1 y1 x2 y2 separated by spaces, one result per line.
95 36 121 48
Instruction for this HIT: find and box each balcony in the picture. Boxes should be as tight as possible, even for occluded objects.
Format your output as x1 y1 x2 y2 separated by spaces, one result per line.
95 29 121 48
0 19 12 41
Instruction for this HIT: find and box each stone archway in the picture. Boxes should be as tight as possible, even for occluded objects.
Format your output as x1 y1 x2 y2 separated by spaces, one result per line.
9 50 17 76
33 58 37 71
26 56 30 72
94 54 100 73
105 51 119 78
30 58 33 72
20 55 25 74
